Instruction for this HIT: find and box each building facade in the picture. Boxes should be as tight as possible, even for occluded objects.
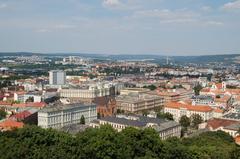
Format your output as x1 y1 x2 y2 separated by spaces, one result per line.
164 101 213 121
38 103 97 128
116 93 164 113
49 70 66 85
90 115 181 140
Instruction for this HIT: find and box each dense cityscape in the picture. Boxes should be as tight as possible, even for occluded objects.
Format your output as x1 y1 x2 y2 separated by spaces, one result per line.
0 53 239 158
1 0 240 158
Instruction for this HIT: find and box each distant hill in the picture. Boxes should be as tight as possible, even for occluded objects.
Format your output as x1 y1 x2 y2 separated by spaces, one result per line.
171 54 240 64
0 52 239 65
0 52 42 56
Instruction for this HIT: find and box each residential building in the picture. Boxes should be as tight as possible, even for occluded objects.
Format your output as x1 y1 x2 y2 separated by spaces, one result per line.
222 113 240 121
192 95 214 105
156 88 193 104
116 92 164 113
204 118 240 137
90 115 181 140
164 101 214 121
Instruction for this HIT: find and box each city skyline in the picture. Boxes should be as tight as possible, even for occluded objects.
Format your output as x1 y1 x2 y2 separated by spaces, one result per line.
0 0 240 55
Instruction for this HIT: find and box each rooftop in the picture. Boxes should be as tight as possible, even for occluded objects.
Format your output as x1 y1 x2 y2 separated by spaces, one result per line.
165 101 213 112
99 115 180 132
223 113 240 120
39 103 95 113
207 118 238 130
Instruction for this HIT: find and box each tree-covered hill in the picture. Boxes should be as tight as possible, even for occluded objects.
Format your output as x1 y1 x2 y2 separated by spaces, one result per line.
0 125 239 159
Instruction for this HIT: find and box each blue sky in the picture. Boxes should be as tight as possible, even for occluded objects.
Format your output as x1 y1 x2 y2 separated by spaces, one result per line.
0 0 240 55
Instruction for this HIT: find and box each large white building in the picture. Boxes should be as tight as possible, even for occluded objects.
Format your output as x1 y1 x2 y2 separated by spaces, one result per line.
60 87 110 99
14 92 42 103
49 70 66 85
164 101 214 121
60 82 124 99
38 103 97 128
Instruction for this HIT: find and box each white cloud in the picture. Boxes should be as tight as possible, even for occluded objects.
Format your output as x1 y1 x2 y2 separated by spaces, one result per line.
102 0 139 10
36 29 50 33
201 6 212 12
36 24 77 33
0 3 7 9
203 21 224 26
131 9 198 24
102 0 121 8
55 24 76 29
222 0 240 10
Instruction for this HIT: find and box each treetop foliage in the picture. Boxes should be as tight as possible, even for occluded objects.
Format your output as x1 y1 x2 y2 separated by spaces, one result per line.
0 125 238 159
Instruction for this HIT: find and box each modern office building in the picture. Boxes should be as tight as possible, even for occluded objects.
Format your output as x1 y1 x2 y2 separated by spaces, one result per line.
38 103 97 128
49 70 66 85
90 115 181 140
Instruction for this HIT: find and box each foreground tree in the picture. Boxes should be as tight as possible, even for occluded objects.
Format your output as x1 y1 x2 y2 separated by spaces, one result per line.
0 125 237 159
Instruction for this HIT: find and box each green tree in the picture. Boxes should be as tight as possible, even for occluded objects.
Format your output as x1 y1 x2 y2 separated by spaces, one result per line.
179 115 190 128
191 114 203 129
80 115 85 124
157 112 174 120
0 109 7 120
143 84 157 91
193 84 203 95
0 125 237 159
97 112 101 119
142 110 149 116
25 96 34 103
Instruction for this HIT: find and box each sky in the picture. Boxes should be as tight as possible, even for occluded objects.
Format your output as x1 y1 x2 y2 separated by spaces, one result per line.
0 0 240 55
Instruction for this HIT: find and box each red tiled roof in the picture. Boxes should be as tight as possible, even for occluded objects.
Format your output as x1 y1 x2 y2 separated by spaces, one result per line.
26 102 46 108
12 103 27 107
0 119 24 129
10 111 32 120
235 136 240 145
165 101 213 112
200 88 211 92
206 118 238 130
214 108 223 113
0 101 12 106
9 102 46 108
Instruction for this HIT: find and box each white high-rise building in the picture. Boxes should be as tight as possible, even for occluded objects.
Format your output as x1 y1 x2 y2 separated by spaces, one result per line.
49 70 66 85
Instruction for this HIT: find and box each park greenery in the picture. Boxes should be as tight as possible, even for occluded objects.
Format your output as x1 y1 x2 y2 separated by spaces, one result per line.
143 84 157 90
0 125 239 159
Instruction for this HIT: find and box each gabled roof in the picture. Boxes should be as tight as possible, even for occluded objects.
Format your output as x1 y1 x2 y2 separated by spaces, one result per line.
206 118 238 130
10 110 32 120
